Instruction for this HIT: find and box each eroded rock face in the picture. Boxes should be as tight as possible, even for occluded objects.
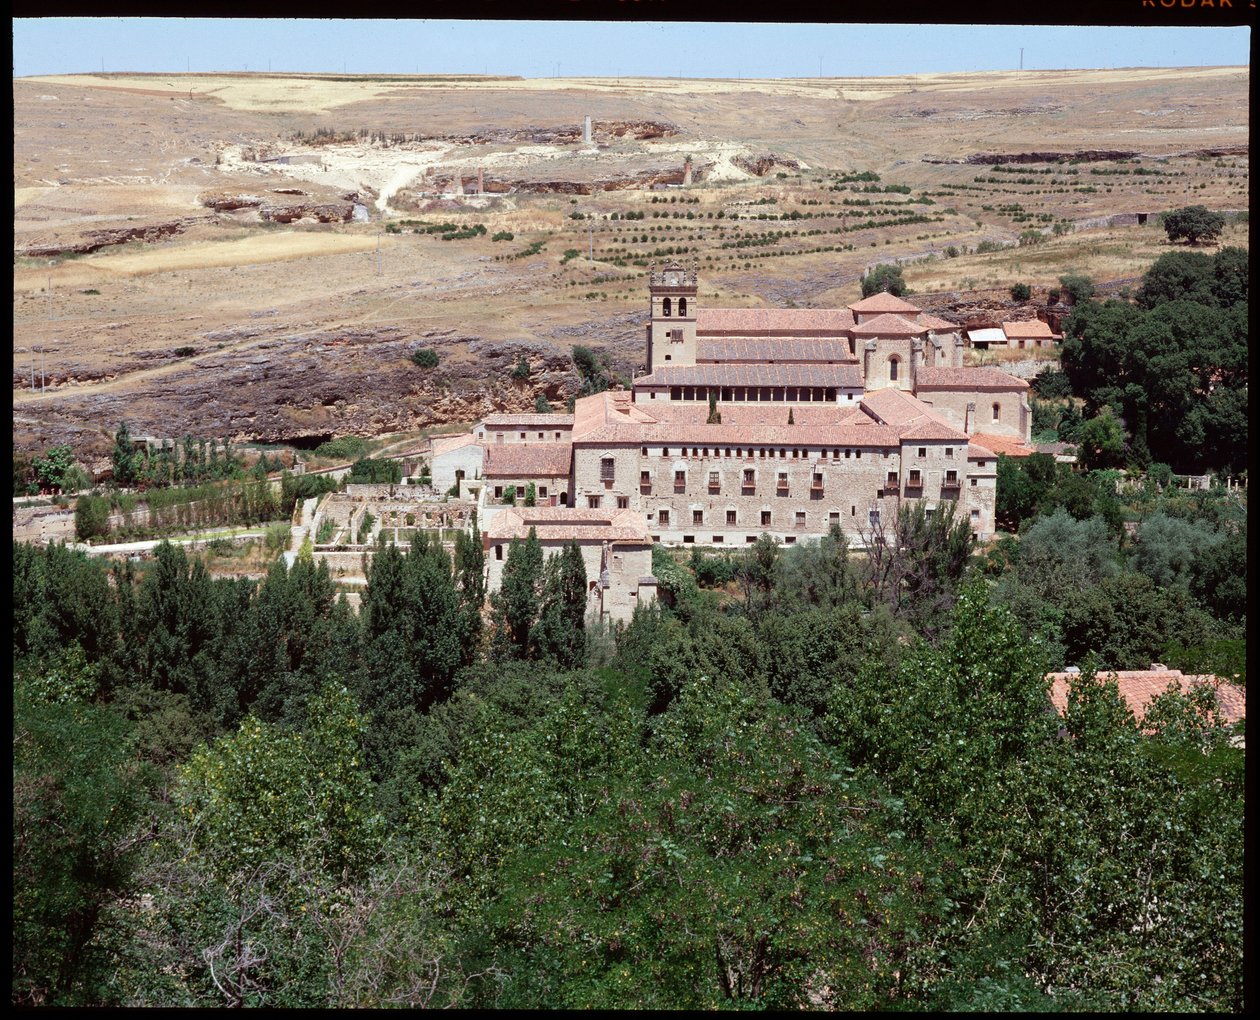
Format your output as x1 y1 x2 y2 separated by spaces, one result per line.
16 219 201 258
732 152 801 176
260 202 354 223
14 329 595 456
199 192 265 211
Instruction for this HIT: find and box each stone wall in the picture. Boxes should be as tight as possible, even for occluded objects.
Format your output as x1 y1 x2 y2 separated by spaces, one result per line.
917 389 1031 442
572 435 996 546
13 505 76 545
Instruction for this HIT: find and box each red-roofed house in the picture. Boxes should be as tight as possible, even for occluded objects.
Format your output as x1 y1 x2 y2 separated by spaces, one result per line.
1047 669 1245 734
1002 318 1061 348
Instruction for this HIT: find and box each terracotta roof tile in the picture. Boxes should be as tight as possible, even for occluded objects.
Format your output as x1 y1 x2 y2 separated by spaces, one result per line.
966 442 998 460
848 292 922 314
1002 319 1058 338
485 506 651 544
898 418 970 441
915 367 1030 391
430 433 482 457
970 432 1034 458
851 312 926 336
646 403 858 427
696 307 856 333
919 313 961 331
482 443 573 477
1047 670 1246 728
697 338 857 363
635 363 863 388
575 420 901 448
480 413 575 428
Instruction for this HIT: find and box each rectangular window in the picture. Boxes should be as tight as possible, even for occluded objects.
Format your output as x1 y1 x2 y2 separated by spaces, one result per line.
600 457 615 481
641 470 651 485
886 472 899 487
726 510 737 525
845 449 852 459
662 447 669 457
795 511 806 528
538 432 544 440
494 486 503 498
519 432 526 440
743 469 755 486
761 510 772 526
918 447 927 458
658 509 670 525
539 486 548 497
869 509 881 527
785 536 796 545
909 470 922 486
946 470 958 485
674 469 686 492
683 535 695 544
693 509 704 525
712 534 724 543
708 470 720 490
971 478 978 487
495 545 503 561
830 511 841 525
746 536 757 543
945 447 954 458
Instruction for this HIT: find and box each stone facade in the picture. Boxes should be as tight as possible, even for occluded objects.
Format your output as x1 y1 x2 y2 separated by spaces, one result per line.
484 507 655 624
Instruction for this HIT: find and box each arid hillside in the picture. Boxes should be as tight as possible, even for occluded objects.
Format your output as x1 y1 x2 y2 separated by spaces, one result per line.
13 68 1248 457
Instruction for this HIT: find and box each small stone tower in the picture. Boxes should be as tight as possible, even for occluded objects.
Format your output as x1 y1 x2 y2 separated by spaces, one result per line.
646 261 698 373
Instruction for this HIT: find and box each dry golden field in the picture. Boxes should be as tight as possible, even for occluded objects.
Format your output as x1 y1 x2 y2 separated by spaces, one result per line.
12 67 1248 457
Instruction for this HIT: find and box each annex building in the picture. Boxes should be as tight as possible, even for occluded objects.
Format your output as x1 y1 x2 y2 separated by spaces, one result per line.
433 264 1034 594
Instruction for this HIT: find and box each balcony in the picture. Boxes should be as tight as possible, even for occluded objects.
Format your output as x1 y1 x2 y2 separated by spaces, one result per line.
640 482 653 495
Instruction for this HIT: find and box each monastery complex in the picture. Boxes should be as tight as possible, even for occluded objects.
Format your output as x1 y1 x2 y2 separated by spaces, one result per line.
414 264 1035 619
308 264 1040 623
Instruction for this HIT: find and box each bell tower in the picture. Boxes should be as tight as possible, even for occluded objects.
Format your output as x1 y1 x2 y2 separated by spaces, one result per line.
646 261 698 373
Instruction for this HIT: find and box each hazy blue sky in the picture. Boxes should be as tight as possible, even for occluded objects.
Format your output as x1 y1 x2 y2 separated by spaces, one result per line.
12 20 1250 80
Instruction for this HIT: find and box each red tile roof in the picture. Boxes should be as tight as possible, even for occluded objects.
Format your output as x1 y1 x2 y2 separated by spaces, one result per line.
969 432 1034 458
859 388 970 441
848 292 922 314
696 307 856 334
1002 319 1058 338
966 442 998 461
696 338 857 364
482 443 573 478
480 413 575 428
430 433 482 457
915 367 1030 391
1047 670 1246 728
919 313 961 331
635 363 863 389
851 312 927 336
486 506 651 544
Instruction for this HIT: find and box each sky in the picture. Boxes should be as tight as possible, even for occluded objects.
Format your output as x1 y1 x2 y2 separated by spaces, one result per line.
11 20 1251 80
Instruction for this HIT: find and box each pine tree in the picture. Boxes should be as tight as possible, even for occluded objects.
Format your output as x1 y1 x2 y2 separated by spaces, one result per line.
707 390 722 424
110 422 136 488
788 407 795 425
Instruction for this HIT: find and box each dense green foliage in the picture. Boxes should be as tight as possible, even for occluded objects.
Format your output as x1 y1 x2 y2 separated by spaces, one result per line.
347 457 403 484
1161 203 1226 246
1061 247 1247 472
859 262 908 297
11 468 1246 1008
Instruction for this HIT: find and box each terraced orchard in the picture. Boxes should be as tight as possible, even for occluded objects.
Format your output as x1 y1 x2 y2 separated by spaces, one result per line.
13 67 1247 458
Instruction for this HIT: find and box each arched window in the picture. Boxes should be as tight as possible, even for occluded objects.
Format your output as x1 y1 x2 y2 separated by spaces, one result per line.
678 297 687 317
889 357 900 382
662 297 672 317
992 402 1001 423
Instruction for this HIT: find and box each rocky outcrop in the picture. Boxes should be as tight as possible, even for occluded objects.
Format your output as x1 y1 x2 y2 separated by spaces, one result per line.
259 202 354 223
14 328 594 456
16 218 202 258
732 152 801 176
200 192 264 211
